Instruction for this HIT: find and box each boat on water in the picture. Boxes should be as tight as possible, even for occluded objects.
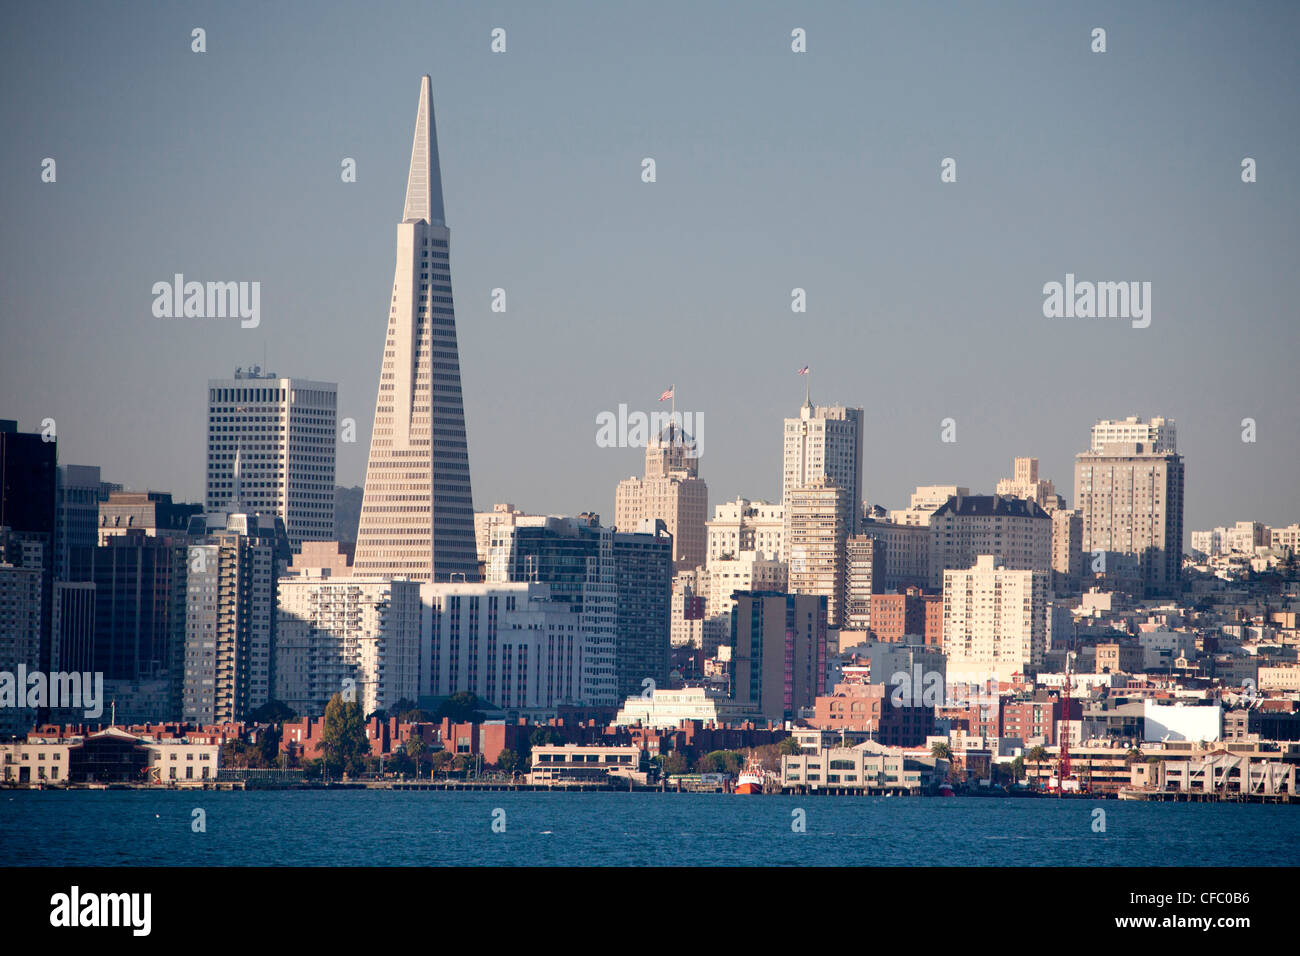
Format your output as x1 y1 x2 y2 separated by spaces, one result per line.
735 757 764 794
937 782 956 797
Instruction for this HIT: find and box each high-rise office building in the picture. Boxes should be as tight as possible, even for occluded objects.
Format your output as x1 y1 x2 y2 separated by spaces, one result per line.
614 424 708 571
487 515 617 705
1074 438 1185 596
729 591 827 722
943 556 1048 683
1051 508 1084 595
421 581 587 711
706 497 784 563
276 571 422 718
844 535 884 631
92 530 189 719
486 514 671 706
474 503 547 568
781 399 863 558
612 530 673 700
0 420 57 673
1089 416 1176 454
55 464 116 582
355 76 479 581
787 476 852 628
51 581 96 674
927 494 1053 590
670 568 706 649
98 491 202 544
857 518 931 593
181 512 287 724
0 554 41 736
206 367 337 550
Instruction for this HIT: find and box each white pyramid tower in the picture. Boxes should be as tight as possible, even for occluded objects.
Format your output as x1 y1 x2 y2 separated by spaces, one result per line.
354 76 479 581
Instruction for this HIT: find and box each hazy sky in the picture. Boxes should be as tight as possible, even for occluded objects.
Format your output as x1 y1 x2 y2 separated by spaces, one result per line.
3 1 1297 537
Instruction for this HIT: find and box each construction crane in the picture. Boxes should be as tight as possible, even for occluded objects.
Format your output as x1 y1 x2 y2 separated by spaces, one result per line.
1056 650 1076 795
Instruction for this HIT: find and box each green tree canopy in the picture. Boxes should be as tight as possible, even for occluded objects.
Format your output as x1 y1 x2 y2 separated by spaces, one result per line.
436 692 486 723
319 693 370 778
696 750 745 775
248 699 297 724
661 752 688 776
529 726 563 748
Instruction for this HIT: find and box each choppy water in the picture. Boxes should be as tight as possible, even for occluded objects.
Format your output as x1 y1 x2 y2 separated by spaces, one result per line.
3 790 1296 866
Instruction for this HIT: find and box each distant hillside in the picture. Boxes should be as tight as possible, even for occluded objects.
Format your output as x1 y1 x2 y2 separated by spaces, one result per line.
334 485 363 544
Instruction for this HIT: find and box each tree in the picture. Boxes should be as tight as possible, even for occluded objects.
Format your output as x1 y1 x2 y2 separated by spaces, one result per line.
696 750 744 775
431 751 453 777
254 724 282 768
248 699 297 724
319 694 370 779
777 736 802 756
930 741 953 762
661 752 688 776
1026 745 1048 789
529 726 563 748
1011 755 1026 782
436 692 486 723
386 749 414 777
404 736 428 779
495 749 518 774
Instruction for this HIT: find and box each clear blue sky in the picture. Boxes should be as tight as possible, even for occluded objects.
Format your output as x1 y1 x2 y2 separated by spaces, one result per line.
2 0 1297 537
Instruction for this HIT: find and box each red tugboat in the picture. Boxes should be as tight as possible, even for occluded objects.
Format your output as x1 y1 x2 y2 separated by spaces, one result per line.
735 756 765 794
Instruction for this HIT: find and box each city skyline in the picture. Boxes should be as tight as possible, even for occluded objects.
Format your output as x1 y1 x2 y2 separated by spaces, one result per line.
3 2 1298 538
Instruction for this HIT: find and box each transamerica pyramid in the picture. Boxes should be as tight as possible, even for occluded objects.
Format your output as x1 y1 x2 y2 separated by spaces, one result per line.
354 76 480 581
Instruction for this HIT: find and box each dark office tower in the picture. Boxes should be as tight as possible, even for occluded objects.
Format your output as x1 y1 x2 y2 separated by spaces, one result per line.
56 464 115 583
52 581 96 672
354 76 479 581
93 531 189 709
0 419 58 672
612 528 673 701
0 527 43 735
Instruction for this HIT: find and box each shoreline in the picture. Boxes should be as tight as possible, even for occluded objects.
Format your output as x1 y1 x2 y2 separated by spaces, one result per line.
5 782 1296 803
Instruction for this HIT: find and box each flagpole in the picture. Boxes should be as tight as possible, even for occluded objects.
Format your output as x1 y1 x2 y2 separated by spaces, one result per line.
671 384 677 444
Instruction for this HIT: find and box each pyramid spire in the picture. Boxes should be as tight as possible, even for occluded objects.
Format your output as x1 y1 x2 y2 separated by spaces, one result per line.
402 75 446 225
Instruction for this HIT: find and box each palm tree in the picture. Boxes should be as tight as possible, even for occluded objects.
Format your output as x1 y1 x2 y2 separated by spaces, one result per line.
930 742 953 775
1026 745 1048 789
404 736 427 780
